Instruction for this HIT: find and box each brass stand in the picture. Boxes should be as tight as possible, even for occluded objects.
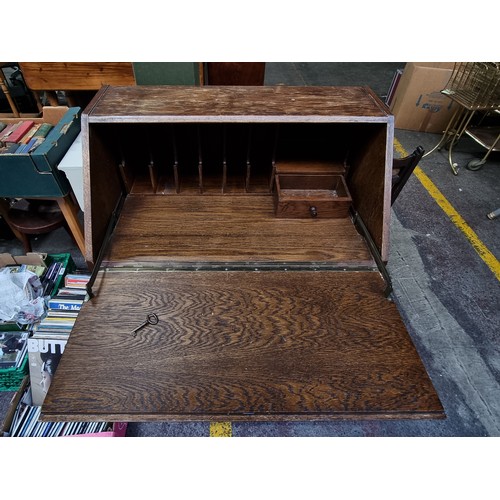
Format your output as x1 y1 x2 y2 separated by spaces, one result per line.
423 106 478 175
423 63 500 175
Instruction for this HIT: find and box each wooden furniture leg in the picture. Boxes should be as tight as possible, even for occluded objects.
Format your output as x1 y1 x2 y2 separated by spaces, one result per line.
30 90 44 113
0 198 24 241
45 91 59 106
4 199 72 253
55 192 85 257
0 71 20 117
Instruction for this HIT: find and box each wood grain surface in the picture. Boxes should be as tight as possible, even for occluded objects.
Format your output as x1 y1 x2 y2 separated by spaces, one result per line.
103 195 373 266
57 85 442 424
347 124 392 261
81 86 393 265
87 86 392 122
42 271 444 421
19 62 135 91
274 174 352 219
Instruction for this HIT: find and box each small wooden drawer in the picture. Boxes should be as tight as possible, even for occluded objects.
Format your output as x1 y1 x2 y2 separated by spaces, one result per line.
274 174 352 218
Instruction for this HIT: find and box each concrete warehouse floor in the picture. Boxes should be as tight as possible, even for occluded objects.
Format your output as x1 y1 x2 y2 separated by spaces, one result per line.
1 62 499 438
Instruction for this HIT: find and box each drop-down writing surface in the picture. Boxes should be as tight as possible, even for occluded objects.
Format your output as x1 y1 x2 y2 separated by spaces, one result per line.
42 270 444 421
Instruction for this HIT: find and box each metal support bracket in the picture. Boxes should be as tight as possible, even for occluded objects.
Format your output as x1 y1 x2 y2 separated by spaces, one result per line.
86 194 125 299
352 209 393 298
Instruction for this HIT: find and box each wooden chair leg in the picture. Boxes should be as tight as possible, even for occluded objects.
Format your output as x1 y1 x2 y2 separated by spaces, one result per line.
0 198 27 250
19 232 32 253
31 90 44 113
45 91 59 106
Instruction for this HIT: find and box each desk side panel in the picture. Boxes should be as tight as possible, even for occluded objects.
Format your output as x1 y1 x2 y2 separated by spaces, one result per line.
83 120 124 266
347 122 393 260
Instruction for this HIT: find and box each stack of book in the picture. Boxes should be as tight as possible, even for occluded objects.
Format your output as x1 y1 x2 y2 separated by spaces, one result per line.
7 383 112 437
2 268 121 437
0 120 53 155
33 273 91 336
64 273 91 290
28 272 91 405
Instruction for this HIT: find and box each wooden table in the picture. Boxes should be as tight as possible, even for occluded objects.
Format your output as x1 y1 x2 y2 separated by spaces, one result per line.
0 192 84 258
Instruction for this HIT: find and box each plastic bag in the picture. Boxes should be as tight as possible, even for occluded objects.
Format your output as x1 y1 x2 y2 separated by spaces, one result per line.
0 268 45 324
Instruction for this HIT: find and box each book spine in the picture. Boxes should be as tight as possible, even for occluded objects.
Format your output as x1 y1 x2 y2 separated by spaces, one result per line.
4 121 35 143
11 404 29 436
24 138 38 153
19 123 40 143
14 139 37 154
0 122 20 141
33 123 53 138
19 136 44 154
47 301 83 311
0 142 20 154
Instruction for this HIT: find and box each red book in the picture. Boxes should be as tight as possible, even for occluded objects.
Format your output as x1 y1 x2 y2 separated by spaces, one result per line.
0 122 21 142
4 120 35 143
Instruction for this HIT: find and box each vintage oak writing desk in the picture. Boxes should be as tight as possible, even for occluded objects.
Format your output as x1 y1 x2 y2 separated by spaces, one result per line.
42 86 444 422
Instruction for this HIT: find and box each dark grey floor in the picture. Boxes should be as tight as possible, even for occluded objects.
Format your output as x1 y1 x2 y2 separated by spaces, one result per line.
1 63 499 438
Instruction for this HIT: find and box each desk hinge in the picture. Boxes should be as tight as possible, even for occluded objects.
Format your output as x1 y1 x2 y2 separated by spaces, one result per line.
101 262 379 273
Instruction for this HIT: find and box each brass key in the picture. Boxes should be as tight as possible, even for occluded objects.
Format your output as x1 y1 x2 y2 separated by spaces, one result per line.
131 313 159 337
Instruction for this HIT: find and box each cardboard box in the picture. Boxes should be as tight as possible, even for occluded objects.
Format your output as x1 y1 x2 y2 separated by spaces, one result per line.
1 376 29 435
0 252 75 295
0 107 81 198
0 251 47 268
390 62 458 133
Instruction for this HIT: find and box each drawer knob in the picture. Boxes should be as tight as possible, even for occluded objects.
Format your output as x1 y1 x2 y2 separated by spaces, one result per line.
309 206 318 218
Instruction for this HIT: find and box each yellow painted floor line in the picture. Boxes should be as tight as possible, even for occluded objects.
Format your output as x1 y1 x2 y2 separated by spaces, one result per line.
394 138 500 282
210 422 232 437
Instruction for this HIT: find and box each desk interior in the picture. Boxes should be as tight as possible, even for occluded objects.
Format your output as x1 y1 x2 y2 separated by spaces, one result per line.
103 195 374 268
